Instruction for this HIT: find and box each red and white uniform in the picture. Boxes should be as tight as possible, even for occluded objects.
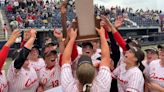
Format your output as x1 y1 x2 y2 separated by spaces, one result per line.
38 61 61 91
0 46 10 92
29 58 45 72
0 71 8 92
145 60 164 92
113 63 144 92
142 59 160 71
7 62 39 92
61 64 112 92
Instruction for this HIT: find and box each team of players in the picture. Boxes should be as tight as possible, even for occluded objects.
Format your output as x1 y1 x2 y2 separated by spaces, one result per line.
0 16 164 92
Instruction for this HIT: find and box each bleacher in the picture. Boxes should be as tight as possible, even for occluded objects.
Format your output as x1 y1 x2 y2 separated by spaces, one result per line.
4 0 162 30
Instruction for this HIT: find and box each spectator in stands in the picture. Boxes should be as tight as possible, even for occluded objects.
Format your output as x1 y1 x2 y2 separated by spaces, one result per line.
16 15 23 24
10 19 18 30
3 23 8 40
6 3 13 13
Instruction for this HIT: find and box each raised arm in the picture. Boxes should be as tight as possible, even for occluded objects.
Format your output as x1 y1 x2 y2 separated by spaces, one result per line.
53 29 65 53
108 31 120 68
14 29 36 70
101 16 127 51
62 28 77 65
96 27 110 67
0 29 20 71
66 27 79 60
20 30 31 48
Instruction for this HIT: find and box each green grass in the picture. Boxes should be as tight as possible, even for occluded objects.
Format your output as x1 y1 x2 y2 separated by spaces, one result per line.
3 58 12 73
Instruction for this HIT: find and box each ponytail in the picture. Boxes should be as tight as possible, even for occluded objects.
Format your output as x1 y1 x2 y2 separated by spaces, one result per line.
138 62 145 72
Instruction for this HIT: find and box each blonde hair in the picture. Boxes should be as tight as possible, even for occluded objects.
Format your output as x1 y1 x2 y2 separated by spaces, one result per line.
76 63 95 92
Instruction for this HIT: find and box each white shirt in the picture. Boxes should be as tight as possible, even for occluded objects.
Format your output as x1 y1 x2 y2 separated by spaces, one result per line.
14 1 19 7
0 70 8 92
7 62 39 92
39 61 61 91
113 64 144 92
61 64 112 92
29 58 45 72
145 59 164 92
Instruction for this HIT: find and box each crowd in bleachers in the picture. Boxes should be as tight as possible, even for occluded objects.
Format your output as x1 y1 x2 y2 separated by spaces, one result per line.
4 0 163 30
5 0 76 29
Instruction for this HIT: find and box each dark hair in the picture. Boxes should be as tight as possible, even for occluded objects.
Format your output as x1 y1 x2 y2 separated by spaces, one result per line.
130 47 145 72
138 62 145 72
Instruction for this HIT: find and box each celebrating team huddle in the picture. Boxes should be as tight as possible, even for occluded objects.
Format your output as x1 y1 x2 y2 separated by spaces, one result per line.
0 15 164 92
0 0 164 91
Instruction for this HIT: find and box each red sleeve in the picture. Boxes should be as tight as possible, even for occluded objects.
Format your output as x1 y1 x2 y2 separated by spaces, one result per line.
20 40 27 48
0 46 10 71
59 54 62 67
113 31 127 51
71 43 78 61
59 43 78 66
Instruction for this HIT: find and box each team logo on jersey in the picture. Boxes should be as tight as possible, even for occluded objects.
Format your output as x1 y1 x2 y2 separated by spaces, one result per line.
150 73 164 81
25 78 38 87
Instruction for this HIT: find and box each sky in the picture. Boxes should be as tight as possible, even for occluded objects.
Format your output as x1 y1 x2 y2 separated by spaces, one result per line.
94 0 164 11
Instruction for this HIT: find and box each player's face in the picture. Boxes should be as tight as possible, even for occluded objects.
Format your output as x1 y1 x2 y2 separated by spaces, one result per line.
124 50 137 65
30 48 39 57
82 46 94 57
146 51 158 62
45 52 57 67
159 48 164 60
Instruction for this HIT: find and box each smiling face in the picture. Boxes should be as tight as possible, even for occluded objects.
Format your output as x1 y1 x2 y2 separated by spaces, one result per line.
29 47 39 58
44 52 58 67
82 46 94 57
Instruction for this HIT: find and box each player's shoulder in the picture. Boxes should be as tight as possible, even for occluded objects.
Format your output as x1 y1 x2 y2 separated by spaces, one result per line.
149 59 160 66
38 67 47 74
38 58 45 63
129 67 143 75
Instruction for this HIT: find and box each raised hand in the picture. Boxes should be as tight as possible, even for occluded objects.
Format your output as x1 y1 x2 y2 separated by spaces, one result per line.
24 30 31 41
53 28 63 39
96 27 105 37
101 15 113 27
101 15 113 32
5 29 21 47
69 28 77 40
114 16 124 28
30 29 37 39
